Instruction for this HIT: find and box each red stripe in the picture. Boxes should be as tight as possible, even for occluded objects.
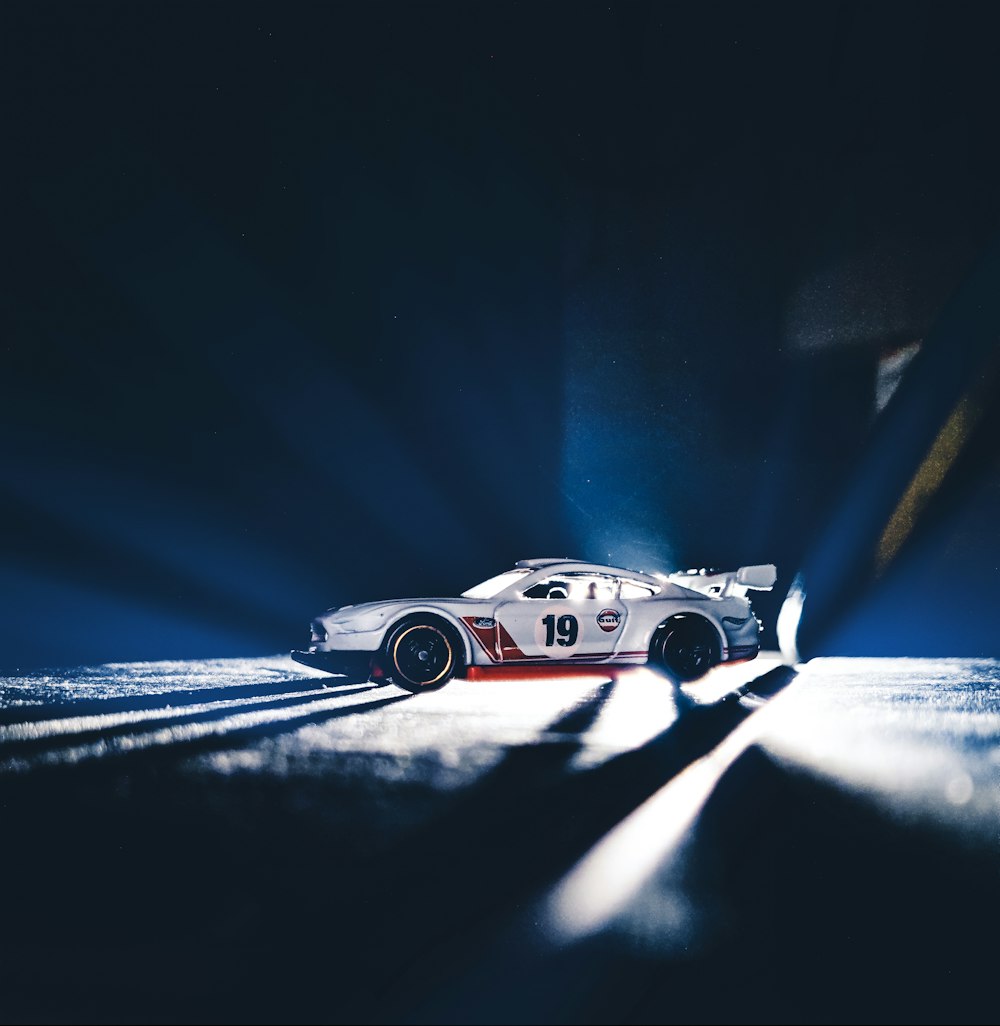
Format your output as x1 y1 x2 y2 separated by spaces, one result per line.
461 616 501 661
461 618 533 662
497 622 530 661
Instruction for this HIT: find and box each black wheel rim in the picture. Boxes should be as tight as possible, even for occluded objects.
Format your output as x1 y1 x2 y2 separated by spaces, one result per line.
663 627 714 679
392 625 454 686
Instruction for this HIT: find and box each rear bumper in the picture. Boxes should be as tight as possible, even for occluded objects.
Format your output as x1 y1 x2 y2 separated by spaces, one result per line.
290 649 376 679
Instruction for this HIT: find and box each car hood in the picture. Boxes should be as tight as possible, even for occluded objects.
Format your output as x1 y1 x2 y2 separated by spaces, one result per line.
321 596 488 625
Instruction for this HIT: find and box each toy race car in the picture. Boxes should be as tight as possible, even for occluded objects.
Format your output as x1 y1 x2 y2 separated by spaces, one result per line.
291 558 776 692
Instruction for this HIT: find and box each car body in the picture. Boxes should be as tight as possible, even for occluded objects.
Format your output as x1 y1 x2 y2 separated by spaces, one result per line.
291 558 776 692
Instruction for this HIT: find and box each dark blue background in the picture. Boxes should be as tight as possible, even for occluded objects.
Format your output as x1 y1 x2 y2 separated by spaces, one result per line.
3 1 999 669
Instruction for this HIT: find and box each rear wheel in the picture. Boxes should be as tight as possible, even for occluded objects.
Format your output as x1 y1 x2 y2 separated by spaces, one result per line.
382 617 462 693
650 615 719 681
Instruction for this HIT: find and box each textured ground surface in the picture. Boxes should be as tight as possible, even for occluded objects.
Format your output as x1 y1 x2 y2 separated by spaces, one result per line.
1 654 997 1023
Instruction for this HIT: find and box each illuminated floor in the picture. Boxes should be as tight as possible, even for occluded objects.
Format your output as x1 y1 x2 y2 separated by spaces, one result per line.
1 654 996 1023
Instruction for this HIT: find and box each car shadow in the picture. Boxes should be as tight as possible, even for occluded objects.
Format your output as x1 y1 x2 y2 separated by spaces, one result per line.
397 664 794 867
371 664 799 1021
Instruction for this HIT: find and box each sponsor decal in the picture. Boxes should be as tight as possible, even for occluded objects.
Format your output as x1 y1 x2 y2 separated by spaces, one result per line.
596 608 621 632
473 617 497 629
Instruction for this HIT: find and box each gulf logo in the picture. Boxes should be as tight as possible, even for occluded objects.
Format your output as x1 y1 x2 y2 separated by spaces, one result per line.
596 608 621 632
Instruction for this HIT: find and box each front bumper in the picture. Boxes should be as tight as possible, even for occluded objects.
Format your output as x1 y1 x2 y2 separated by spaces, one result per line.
290 648 376 679
725 643 760 663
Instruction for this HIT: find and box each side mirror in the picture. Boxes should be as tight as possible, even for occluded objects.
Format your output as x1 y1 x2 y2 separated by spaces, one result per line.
736 564 777 590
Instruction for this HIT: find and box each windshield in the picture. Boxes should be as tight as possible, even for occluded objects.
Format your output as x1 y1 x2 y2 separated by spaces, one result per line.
461 569 530 599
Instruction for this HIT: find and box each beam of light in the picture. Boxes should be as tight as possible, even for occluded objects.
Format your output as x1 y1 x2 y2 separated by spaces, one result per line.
1 660 620 788
0 683 369 746
752 656 1000 838
559 292 681 574
875 393 980 573
2 462 311 626
469 660 784 773
542 666 799 943
565 666 684 770
0 564 262 673
875 340 921 414
777 573 805 665
1 654 328 705
0 681 396 774
87 187 492 570
543 656 998 950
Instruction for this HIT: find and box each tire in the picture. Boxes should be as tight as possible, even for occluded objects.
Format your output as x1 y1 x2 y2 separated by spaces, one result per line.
381 617 463 693
650 615 720 681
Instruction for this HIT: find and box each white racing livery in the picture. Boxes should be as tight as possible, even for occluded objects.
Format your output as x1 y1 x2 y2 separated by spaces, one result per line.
292 558 777 693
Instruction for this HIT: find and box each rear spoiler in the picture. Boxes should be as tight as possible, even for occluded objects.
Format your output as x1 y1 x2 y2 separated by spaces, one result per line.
669 564 777 598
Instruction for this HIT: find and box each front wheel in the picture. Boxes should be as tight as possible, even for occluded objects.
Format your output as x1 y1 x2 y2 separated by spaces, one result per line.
381 618 462 693
650 616 719 681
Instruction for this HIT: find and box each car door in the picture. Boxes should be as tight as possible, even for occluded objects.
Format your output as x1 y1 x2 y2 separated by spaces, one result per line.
494 573 628 662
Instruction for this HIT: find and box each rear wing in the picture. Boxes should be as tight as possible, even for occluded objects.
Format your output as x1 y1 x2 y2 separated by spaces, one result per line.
669 564 777 598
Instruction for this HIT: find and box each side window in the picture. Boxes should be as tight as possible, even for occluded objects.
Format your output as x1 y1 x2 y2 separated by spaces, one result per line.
523 575 619 600
523 578 570 599
565 574 618 600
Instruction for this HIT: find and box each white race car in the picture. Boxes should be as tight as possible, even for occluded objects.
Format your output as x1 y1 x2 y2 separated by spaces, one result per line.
291 558 776 692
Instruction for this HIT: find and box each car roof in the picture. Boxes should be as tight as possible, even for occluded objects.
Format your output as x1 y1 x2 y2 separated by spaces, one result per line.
513 558 663 588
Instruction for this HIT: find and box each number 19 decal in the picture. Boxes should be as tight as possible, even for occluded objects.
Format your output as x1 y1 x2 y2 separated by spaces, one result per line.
542 613 578 647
